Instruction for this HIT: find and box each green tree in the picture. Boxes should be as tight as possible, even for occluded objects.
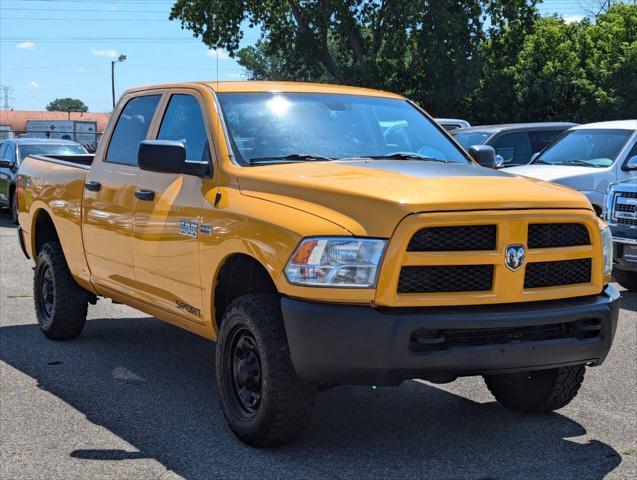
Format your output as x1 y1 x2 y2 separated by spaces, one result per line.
45 98 89 113
471 4 637 123
171 0 538 118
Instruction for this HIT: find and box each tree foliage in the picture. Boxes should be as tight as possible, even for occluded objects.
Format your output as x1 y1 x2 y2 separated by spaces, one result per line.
45 98 89 113
171 1 636 123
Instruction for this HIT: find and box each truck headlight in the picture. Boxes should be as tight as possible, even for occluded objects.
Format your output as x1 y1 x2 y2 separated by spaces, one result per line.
285 237 387 287
601 225 613 277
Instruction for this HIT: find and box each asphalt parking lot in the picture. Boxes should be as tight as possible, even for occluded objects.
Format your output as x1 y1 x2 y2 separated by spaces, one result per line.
0 213 635 480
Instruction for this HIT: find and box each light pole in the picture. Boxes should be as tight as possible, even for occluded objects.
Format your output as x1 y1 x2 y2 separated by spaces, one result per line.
111 54 127 110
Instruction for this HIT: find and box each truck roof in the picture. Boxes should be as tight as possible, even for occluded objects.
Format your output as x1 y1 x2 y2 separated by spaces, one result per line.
125 81 404 99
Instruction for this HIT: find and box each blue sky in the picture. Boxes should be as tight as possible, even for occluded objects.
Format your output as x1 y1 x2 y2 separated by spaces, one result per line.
0 0 599 112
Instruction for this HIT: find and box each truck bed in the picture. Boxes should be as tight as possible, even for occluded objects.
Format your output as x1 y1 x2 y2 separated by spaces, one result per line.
17 154 94 291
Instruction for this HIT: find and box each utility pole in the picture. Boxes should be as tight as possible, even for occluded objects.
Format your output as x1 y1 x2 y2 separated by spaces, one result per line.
0 86 15 110
111 54 127 110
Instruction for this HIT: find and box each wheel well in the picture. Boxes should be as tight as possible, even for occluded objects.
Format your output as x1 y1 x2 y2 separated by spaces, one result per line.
214 254 277 328
34 210 60 255
592 204 602 217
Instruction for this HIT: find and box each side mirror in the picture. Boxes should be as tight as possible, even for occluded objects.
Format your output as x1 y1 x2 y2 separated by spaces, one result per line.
0 159 10 168
468 145 497 168
138 140 208 176
625 155 637 170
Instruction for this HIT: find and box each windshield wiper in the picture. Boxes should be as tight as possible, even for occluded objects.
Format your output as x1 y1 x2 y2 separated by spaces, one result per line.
363 152 448 162
249 153 333 164
558 159 603 168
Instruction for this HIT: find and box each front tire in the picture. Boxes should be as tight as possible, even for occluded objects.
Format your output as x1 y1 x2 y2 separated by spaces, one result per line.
34 242 90 340
484 365 585 413
215 294 316 447
613 268 637 292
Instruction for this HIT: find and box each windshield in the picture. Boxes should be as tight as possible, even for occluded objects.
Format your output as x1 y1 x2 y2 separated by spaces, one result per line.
533 129 632 168
218 93 469 165
18 143 87 162
452 131 491 149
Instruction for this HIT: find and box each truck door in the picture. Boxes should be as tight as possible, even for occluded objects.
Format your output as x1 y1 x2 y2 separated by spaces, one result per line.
132 92 213 322
82 94 162 297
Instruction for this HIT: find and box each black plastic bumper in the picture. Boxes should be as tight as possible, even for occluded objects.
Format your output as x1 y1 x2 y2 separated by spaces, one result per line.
281 285 620 386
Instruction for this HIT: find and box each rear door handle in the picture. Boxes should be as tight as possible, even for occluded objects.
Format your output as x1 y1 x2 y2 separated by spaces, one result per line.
135 189 155 201
84 181 101 192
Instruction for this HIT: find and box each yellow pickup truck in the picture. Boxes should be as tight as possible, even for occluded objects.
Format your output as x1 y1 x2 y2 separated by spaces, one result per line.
16 81 619 447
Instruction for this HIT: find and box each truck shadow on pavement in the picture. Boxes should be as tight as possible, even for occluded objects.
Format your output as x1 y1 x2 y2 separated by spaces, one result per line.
0 317 622 480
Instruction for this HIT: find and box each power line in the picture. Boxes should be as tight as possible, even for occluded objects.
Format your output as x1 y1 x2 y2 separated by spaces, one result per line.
2 17 173 22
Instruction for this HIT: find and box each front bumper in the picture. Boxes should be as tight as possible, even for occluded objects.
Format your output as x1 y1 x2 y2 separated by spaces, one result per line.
281 285 620 385
613 237 637 272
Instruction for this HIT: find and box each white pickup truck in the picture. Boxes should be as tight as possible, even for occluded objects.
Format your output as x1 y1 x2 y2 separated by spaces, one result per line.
505 120 637 215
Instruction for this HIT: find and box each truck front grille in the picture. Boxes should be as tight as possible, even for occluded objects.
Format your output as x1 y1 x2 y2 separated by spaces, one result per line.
527 223 590 248
409 319 601 353
398 265 493 293
407 225 496 251
381 211 601 306
524 258 591 288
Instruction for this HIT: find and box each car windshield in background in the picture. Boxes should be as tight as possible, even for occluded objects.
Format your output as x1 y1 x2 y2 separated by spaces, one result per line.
452 131 491 149
18 144 86 162
218 93 469 165
533 129 632 168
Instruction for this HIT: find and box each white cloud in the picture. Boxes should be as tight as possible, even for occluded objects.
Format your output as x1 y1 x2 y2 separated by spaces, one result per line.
564 15 584 24
91 47 118 58
205 49 229 60
17 41 36 50
27 81 40 89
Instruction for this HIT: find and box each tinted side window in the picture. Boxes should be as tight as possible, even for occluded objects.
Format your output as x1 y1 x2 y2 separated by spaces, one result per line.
158 94 210 164
491 132 532 166
528 130 564 153
105 95 161 166
0 143 7 159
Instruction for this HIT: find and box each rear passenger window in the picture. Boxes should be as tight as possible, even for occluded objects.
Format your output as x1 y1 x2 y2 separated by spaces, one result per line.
105 95 161 166
492 132 532 166
158 94 211 163
0 143 7 160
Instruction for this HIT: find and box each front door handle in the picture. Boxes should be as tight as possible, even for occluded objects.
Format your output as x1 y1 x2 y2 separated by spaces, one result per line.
84 181 101 192
135 189 155 201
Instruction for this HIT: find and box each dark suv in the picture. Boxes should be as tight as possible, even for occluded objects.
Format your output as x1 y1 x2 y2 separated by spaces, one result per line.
452 122 576 167
0 138 87 223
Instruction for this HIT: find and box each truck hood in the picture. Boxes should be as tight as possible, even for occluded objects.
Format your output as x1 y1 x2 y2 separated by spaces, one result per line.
503 164 600 190
237 160 593 236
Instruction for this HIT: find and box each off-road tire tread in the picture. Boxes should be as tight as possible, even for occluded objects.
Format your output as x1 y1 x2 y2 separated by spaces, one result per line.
613 268 637 292
484 364 585 413
216 294 316 447
34 242 89 340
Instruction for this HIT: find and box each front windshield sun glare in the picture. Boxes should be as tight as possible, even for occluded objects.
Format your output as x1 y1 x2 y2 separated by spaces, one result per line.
218 92 470 166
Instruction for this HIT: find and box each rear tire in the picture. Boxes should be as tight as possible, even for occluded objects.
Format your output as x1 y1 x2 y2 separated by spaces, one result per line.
215 294 316 447
484 365 585 413
34 242 90 340
10 189 18 224
613 268 637 292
